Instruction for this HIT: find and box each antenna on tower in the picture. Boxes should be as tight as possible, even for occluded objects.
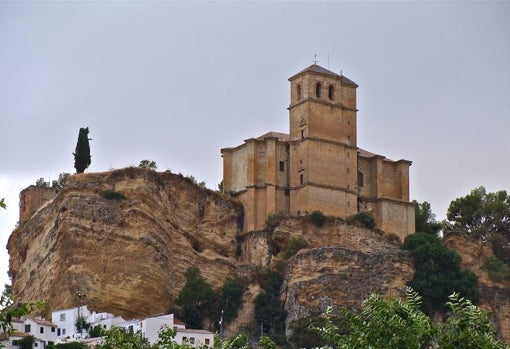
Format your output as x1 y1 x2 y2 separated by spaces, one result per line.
313 54 318 65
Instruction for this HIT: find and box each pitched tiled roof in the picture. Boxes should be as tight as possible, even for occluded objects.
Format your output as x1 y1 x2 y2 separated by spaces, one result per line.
289 64 358 87
29 317 57 327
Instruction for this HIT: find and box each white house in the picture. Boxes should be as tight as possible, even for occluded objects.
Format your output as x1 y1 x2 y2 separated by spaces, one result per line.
0 317 58 349
175 328 214 347
51 305 91 341
117 313 214 347
86 311 125 332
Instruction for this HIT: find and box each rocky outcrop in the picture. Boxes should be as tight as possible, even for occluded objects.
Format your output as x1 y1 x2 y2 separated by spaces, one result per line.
7 169 510 343
8 168 243 318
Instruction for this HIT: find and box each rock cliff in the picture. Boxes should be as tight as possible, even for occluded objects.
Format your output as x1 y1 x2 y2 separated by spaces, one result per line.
7 168 510 343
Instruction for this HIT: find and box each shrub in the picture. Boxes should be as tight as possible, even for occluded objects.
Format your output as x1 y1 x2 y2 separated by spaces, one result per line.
100 190 126 200
310 210 326 227
351 211 376 229
483 256 510 282
265 211 285 231
282 237 309 259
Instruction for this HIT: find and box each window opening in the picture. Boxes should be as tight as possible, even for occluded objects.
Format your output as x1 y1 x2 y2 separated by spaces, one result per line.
328 85 334 100
279 161 285 172
301 130 305 139
358 172 364 188
315 82 321 98
297 84 302 100
300 174 304 185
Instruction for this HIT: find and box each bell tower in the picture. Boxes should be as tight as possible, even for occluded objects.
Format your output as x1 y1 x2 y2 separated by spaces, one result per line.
288 64 358 145
287 64 360 217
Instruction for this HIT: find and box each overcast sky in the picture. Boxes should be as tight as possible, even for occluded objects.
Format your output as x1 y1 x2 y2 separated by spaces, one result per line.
1 1 509 291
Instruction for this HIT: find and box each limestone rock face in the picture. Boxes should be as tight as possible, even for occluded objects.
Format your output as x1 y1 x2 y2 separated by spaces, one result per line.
444 234 510 342
8 168 243 318
7 170 510 344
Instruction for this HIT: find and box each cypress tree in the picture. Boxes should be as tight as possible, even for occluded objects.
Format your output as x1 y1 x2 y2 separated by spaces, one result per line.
73 127 91 174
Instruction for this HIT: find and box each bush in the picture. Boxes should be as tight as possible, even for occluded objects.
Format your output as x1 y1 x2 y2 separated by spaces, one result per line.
483 256 510 282
265 211 286 231
282 237 309 259
310 210 326 227
100 190 126 200
351 211 376 229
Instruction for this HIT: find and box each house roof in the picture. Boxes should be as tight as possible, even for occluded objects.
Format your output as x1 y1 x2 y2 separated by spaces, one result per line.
28 317 57 327
289 64 358 87
256 131 290 142
176 328 214 335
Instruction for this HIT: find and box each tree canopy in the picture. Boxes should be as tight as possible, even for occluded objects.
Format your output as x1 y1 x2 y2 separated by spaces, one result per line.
73 127 91 174
402 233 479 313
446 186 510 239
313 288 509 349
139 159 158 170
414 200 441 235
176 267 216 329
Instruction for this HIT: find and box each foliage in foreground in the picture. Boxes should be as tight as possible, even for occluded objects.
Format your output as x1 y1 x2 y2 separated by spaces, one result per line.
313 287 508 349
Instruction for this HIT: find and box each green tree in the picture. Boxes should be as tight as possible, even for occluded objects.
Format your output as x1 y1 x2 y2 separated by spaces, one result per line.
73 127 91 174
313 288 508 349
0 198 5 209
446 186 510 239
74 315 90 333
254 270 288 347
88 324 106 338
219 277 246 324
95 327 152 349
35 177 50 187
176 266 216 329
402 233 479 313
139 160 158 170
414 200 441 235
18 335 35 349
52 172 70 193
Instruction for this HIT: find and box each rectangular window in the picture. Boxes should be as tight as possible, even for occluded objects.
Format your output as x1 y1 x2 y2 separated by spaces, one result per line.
279 161 285 172
301 130 305 139
34 343 38 347
183 337 188 341
190 338 195 344
40 327 44 334
51 327 55 333
300 174 304 185
25 324 31 333
205 338 210 345
60 314 65 322
62 329 66 335
57 328 61 336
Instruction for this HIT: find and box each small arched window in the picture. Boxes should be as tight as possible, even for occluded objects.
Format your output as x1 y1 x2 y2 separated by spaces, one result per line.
296 84 302 100
328 85 334 100
315 82 321 98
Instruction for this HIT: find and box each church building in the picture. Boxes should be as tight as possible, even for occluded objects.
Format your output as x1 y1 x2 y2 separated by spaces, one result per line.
221 64 415 239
